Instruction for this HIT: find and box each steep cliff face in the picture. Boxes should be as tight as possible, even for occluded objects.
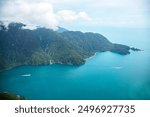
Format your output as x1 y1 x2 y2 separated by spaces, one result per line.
0 22 130 71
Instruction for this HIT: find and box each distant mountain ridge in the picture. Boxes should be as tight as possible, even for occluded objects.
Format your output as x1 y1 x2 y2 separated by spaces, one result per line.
0 22 133 71
56 27 68 33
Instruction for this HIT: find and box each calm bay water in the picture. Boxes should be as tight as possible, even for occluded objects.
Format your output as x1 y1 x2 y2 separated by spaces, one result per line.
0 28 150 100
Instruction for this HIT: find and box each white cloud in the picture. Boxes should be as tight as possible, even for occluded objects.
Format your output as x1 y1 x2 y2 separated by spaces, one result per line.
0 0 149 30
52 0 150 28
57 10 92 23
0 1 58 29
0 0 92 30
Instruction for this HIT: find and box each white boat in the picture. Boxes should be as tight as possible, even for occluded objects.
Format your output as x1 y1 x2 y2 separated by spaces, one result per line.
112 66 122 69
21 74 31 77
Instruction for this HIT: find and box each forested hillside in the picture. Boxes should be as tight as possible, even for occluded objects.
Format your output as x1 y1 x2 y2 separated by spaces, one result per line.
0 22 130 71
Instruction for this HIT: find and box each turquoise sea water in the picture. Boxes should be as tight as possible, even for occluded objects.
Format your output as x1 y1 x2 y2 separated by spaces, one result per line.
0 28 150 100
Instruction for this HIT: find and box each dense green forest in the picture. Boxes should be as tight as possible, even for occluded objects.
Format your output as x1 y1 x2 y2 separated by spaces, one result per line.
0 22 131 71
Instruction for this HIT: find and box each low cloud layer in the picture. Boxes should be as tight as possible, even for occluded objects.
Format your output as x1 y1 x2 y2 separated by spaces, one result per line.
0 0 91 30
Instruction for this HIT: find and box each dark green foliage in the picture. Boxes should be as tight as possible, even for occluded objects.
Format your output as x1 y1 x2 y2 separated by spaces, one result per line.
0 92 25 100
0 22 131 71
110 44 130 55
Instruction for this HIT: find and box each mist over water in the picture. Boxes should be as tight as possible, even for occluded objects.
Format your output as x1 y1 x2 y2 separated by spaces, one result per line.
0 28 150 100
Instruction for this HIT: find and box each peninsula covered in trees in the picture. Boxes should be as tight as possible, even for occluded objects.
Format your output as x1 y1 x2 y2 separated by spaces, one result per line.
0 22 140 71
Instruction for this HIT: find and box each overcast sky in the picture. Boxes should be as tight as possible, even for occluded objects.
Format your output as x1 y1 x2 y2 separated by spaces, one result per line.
0 0 150 31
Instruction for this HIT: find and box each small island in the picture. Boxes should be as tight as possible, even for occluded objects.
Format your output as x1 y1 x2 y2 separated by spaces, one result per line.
130 47 142 51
